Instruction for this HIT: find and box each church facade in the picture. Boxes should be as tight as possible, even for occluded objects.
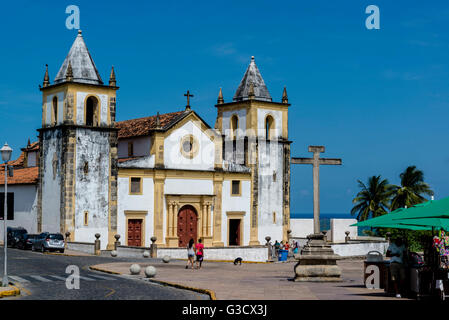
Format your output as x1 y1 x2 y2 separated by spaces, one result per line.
1 31 292 250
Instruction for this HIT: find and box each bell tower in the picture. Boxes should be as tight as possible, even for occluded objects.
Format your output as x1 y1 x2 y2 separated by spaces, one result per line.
215 56 291 244
37 30 119 250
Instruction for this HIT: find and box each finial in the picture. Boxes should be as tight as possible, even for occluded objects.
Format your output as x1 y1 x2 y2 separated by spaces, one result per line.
282 86 288 104
248 81 255 100
27 138 31 147
43 64 50 87
184 90 194 110
78 30 82 35
251 56 255 61
156 112 161 128
65 60 73 82
109 66 116 86
217 87 224 104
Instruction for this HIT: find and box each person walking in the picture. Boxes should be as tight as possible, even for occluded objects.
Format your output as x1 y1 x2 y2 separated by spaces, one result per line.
274 240 280 257
186 238 195 269
196 238 204 269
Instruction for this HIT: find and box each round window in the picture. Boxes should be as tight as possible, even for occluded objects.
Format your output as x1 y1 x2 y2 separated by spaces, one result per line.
180 135 198 159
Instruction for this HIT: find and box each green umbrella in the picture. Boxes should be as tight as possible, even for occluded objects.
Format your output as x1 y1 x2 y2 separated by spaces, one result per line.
392 196 449 220
351 208 432 230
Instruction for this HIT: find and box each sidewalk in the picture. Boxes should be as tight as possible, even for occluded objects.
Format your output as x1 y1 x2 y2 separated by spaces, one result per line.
91 258 401 300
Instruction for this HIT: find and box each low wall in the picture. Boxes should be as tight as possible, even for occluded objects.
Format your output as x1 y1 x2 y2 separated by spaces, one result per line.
330 219 358 243
116 245 151 258
331 241 389 257
158 246 269 262
290 219 314 238
67 242 95 255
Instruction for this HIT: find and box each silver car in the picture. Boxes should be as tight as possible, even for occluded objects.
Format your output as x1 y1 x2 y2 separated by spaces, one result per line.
33 233 65 253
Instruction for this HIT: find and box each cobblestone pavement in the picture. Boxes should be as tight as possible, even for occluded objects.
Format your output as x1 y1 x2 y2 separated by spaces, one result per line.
92 258 404 300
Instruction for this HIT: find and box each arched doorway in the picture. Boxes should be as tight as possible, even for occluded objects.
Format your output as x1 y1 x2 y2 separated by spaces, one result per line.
177 205 198 247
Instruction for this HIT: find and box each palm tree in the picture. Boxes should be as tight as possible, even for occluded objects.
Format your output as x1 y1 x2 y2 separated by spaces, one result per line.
390 166 433 210
351 175 393 221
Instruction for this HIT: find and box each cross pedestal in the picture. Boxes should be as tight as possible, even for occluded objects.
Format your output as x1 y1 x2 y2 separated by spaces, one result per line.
291 146 342 282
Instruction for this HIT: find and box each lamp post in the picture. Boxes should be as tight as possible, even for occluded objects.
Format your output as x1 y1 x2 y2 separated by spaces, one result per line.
1 142 12 287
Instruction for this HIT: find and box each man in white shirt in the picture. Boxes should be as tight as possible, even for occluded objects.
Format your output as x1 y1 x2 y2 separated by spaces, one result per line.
387 237 407 298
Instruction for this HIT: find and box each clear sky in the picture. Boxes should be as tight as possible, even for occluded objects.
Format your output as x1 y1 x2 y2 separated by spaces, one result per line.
0 1 448 215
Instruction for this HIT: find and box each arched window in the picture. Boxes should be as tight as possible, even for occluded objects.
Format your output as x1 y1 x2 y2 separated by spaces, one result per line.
85 96 99 126
52 96 58 125
230 115 239 140
265 115 274 140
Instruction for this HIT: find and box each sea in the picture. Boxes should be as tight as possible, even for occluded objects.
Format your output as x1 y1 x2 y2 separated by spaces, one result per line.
290 213 368 236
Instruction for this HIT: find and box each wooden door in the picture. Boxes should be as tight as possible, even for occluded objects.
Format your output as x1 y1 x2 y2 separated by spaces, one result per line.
128 219 142 247
177 205 197 247
229 219 241 246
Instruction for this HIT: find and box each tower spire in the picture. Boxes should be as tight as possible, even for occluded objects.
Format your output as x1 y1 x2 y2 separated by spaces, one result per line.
65 60 73 82
217 87 224 104
43 64 50 87
109 66 116 86
282 86 288 104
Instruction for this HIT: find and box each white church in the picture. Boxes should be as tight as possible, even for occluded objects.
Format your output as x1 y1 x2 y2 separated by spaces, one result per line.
0 31 292 250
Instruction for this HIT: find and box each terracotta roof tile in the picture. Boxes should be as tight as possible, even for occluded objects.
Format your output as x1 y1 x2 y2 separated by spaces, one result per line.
0 166 38 185
116 111 187 139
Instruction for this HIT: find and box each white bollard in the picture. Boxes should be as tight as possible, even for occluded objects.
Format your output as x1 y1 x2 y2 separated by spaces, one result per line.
162 255 170 263
145 266 157 278
130 264 141 275
111 250 117 257
143 251 150 258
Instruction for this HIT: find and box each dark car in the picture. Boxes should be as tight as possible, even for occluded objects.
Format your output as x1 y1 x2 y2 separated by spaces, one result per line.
33 233 65 253
16 234 40 250
6 227 28 248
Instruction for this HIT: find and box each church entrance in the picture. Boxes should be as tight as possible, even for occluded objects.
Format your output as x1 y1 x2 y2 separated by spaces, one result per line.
229 219 241 246
127 219 142 247
177 205 198 247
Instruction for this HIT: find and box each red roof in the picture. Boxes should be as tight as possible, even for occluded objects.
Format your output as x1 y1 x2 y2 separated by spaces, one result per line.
0 166 38 185
116 111 187 139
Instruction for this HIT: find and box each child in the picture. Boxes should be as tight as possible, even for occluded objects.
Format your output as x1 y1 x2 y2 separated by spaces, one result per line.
196 238 204 269
185 238 195 269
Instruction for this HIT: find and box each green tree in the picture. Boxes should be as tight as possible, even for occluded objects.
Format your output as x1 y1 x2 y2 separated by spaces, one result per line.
351 175 393 221
390 166 433 211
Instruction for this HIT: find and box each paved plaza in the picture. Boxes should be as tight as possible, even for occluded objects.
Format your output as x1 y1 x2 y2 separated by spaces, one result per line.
92 258 403 300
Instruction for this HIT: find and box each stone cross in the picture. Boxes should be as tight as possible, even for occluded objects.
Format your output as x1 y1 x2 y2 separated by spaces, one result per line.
291 146 342 234
184 90 194 107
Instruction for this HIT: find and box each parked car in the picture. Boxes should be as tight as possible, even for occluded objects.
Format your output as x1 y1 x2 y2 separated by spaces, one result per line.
16 234 40 250
32 233 65 253
6 227 28 248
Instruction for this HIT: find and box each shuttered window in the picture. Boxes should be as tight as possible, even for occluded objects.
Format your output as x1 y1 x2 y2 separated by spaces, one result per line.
130 177 142 194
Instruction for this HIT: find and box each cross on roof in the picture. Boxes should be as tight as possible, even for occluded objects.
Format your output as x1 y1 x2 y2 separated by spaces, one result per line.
184 90 194 107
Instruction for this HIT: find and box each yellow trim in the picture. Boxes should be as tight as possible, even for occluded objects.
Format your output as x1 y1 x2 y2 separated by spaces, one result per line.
264 114 275 140
226 211 245 246
118 168 251 180
230 114 239 140
84 211 89 226
124 210 147 247
180 134 199 159
230 180 242 197
83 94 101 126
129 176 143 195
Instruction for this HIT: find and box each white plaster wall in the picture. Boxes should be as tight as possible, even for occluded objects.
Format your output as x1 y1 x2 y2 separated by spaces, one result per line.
117 176 154 247
27 151 37 167
164 121 215 171
41 130 62 233
164 179 214 195
331 241 389 257
330 219 358 243
74 130 110 249
221 180 251 246
118 136 151 158
257 139 284 244
0 185 38 240
290 219 314 238
222 109 247 138
158 246 268 262
76 92 109 125
45 91 64 125
119 155 155 169
257 108 282 139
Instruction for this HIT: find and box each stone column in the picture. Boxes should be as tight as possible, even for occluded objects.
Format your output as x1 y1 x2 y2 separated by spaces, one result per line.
173 202 179 242
207 202 212 236
168 201 173 237
153 175 165 246
212 174 224 247
202 203 207 239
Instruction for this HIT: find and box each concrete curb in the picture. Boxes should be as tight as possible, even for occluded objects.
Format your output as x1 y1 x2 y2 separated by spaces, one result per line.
44 252 92 257
0 285 20 298
89 265 216 300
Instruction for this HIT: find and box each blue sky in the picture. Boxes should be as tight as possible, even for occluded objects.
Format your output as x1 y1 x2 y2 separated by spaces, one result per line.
0 1 448 216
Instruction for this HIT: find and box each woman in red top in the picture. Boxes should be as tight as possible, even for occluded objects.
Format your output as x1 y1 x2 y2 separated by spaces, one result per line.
195 238 204 269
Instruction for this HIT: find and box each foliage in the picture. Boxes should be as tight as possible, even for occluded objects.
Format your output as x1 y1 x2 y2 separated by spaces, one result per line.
390 166 434 211
350 175 393 221
374 228 432 252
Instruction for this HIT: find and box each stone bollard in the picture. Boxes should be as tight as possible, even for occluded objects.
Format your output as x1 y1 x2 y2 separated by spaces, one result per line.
345 231 350 243
144 266 156 278
150 236 157 258
114 234 121 250
130 264 141 275
94 233 101 256
143 251 150 258
65 231 71 249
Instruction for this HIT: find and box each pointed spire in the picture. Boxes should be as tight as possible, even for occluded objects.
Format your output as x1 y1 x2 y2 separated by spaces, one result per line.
43 64 50 87
248 81 255 100
282 86 288 104
217 87 224 104
27 138 31 148
233 56 272 102
65 60 73 81
109 66 116 86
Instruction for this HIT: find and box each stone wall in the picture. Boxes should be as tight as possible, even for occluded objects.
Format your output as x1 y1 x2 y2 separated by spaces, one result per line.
329 219 358 243
290 219 314 238
67 241 95 254
331 241 388 257
158 246 269 262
